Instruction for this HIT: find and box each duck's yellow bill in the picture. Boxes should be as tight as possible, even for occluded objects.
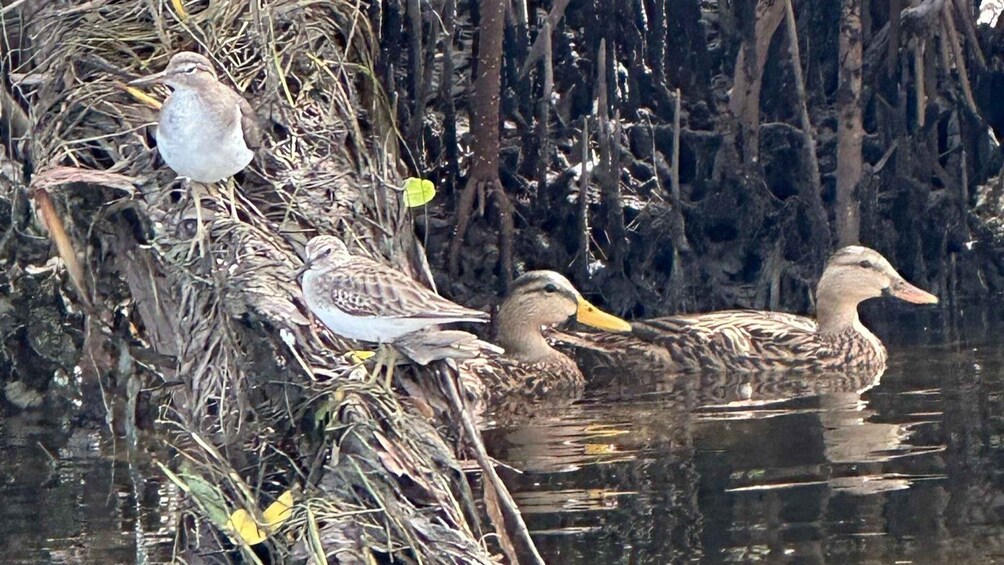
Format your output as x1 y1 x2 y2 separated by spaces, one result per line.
575 297 632 332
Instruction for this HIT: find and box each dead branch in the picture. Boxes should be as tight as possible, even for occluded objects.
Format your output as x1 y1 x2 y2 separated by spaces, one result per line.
439 0 459 191
728 0 785 163
837 0 864 245
915 40 927 127
519 0 570 78
596 40 626 275
533 20 553 216
950 0 985 69
407 0 424 149
888 0 902 75
784 0 831 250
439 364 545 565
942 6 980 117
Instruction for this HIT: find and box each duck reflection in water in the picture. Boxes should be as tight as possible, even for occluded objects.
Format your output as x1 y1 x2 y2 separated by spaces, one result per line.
487 362 943 557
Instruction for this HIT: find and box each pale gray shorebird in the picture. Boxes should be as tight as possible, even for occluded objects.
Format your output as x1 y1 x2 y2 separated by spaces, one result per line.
299 235 490 387
130 51 261 256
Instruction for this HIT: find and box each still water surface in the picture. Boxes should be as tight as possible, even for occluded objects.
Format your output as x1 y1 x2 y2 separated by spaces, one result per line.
483 301 1004 563
4 301 1004 563
0 414 176 563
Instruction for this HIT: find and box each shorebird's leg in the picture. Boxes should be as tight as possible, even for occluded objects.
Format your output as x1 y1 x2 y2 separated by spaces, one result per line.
382 347 399 390
365 344 398 389
225 176 238 218
185 180 209 260
366 344 386 384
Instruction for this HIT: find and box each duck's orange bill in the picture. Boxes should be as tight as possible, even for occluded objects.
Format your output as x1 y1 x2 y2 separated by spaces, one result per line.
891 279 939 305
575 297 632 332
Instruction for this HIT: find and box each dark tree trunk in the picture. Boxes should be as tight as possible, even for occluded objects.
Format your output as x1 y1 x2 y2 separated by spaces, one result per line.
448 0 514 288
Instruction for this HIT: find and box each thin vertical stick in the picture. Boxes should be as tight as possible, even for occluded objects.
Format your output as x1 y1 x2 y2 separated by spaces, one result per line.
915 40 926 127
671 88 681 202
439 365 545 565
784 0 830 246
577 116 591 284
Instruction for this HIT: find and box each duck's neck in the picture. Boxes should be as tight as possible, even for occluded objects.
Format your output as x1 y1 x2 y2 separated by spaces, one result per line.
815 286 863 336
494 304 559 364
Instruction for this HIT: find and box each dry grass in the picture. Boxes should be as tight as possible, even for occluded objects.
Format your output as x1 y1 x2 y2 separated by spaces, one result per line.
2 0 493 561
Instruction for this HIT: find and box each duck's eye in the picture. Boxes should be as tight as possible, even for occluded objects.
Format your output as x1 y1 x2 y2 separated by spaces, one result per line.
183 66 198 74
543 283 558 293
858 260 873 269
318 248 332 260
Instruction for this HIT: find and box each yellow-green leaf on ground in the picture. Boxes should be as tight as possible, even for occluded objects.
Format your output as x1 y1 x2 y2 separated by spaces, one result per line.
346 349 375 365
403 177 436 208
228 508 268 545
262 490 295 528
226 489 296 546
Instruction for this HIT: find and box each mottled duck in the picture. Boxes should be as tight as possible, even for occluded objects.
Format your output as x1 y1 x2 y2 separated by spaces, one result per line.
558 246 938 375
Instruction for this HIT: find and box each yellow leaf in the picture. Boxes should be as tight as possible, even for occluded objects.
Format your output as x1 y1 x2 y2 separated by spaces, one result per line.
170 0 188 19
346 350 375 365
227 508 268 546
403 177 436 208
262 490 294 529
226 490 295 546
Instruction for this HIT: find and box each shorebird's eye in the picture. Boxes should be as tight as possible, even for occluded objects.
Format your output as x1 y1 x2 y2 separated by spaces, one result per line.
858 260 873 269
543 283 558 293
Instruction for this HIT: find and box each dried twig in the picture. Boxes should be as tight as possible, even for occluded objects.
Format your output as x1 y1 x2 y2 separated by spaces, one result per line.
439 363 545 565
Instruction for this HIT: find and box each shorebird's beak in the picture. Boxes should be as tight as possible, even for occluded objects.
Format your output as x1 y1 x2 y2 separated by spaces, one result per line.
574 296 632 332
884 278 939 305
128 70 167 87
294 260 312 281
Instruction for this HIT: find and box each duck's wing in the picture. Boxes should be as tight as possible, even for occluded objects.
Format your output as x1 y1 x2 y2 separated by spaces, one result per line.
635 310 823 371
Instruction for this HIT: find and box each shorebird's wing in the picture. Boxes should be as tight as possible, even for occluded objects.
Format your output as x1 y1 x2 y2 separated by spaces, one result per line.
237 96 263 150
326 260 489 322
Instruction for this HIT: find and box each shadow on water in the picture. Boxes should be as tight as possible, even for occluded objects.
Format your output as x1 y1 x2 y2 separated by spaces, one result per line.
0 412 175 563
483 299 1004 563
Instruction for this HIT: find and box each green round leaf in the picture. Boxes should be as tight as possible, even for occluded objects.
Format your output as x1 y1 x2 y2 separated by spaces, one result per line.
404 177 436 208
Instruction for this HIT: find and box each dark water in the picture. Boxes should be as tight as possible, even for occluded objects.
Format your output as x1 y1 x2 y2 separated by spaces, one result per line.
5 300 1004 564
0 413 175 563
484 300 1004 564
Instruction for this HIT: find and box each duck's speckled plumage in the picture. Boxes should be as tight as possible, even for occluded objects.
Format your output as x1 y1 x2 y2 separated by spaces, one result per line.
629 309 887 373
460 271 631 405
560 246 937 375
464 352 585 407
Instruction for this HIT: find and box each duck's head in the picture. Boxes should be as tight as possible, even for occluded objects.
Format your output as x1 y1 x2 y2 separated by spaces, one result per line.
817 246 938 307
497 271 631 341
129 51 219 90
297 235 350 279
